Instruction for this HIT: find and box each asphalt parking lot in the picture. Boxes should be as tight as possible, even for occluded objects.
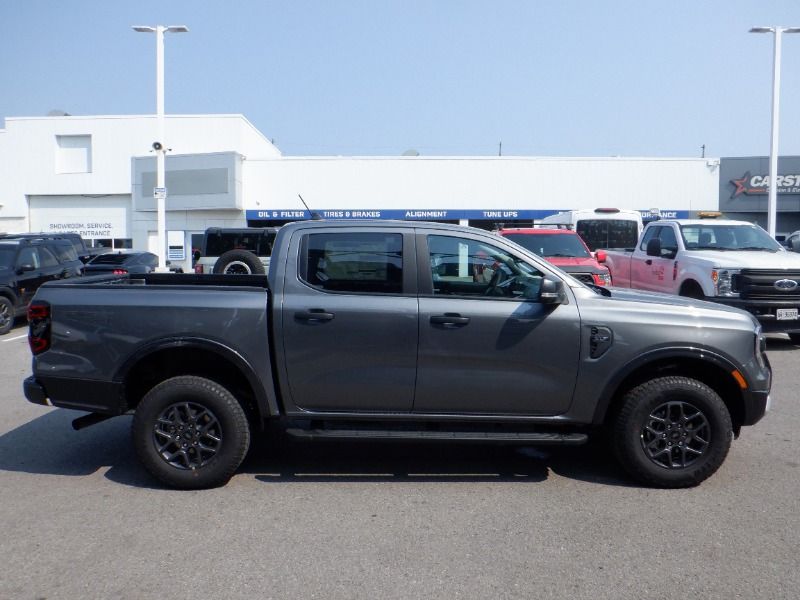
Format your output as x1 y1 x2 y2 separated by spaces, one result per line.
1 321 799 600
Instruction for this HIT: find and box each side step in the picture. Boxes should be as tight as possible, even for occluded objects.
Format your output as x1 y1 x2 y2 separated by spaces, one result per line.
285 428 588 445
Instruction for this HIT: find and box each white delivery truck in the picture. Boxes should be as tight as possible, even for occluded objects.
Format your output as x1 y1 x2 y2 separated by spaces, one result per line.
538 208 644 251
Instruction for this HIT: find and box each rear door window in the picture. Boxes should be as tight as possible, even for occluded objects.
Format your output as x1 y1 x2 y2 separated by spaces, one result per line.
300 232 403 294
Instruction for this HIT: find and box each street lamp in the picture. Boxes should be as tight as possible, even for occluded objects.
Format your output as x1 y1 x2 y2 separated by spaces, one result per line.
132 25 189 271
749 26 800 238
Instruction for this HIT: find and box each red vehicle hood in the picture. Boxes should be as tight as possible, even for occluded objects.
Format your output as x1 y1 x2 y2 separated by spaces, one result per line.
545 256 602 269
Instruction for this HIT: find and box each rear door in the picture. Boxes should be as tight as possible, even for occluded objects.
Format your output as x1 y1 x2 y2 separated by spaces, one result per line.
415 231 581 415
279 227 418 413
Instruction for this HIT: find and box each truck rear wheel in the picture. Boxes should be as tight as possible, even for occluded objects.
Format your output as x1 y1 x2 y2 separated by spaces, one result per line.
613 376 732 488
132 376 251 489
212 249 265 275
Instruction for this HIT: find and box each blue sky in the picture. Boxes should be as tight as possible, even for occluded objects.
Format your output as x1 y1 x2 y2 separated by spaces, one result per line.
2 1 799 157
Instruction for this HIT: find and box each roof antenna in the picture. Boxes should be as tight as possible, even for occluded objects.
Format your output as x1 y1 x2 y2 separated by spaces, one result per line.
298 194 322 220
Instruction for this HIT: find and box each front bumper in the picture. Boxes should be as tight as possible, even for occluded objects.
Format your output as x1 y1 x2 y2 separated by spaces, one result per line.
741 389 770 426
711 297 800 332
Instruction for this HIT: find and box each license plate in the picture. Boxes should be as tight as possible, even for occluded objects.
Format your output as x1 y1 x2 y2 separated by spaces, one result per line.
777 308 799 320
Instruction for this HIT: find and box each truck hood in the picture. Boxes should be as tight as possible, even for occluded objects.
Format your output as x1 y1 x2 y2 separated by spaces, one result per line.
684 249 800 269
547 256 605 271
601 286 758 325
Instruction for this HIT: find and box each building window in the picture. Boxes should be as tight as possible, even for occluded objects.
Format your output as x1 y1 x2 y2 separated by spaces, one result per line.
55 135 92 174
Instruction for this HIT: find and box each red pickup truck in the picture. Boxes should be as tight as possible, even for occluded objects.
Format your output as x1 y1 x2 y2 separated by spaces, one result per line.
498 228 612 286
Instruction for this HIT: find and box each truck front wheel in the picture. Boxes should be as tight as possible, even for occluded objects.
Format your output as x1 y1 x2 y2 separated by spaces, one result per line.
613 376 732 488
0 296 14 335
132 376 251 489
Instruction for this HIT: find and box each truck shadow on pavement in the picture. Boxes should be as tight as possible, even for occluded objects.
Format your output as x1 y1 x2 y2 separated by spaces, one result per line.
765 335 800 353
0 410 157 488
0 410 636 488
245 437 634 488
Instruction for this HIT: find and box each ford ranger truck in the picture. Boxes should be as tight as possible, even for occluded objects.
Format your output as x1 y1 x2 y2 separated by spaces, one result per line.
603 219 800 343
23 220 772 489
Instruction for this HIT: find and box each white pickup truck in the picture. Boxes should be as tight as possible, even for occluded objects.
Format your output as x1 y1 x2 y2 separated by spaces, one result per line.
604 219 800 342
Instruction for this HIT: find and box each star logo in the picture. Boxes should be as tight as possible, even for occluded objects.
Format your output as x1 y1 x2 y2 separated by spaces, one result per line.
730 172 752 199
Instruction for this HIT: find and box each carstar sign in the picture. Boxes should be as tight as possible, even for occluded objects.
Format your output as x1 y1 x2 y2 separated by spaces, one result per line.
730 171 800 198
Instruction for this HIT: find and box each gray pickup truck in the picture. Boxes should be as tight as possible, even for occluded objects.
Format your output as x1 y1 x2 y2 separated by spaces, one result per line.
23 220 772 489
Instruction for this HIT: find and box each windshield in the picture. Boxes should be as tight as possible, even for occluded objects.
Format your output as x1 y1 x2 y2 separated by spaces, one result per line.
576 219 639 251
680 224 782 251
0 246 16 270
503 233 591 258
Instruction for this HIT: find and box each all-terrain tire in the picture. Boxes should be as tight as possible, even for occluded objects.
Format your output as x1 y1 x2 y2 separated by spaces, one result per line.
212 249 265 275
613 376 732 488
132 376 251 489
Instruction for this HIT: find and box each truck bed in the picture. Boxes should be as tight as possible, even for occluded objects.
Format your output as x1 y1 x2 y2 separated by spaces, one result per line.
30 273 273 415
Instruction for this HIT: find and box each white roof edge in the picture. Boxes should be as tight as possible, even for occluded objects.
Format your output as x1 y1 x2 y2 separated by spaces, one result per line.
268 155 720 162
5 113 251 122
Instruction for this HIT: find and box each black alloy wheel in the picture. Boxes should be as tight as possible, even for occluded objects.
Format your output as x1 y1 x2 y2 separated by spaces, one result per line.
152 401 223 470
613 376 732 488
639 400 710 469
133 376 251 489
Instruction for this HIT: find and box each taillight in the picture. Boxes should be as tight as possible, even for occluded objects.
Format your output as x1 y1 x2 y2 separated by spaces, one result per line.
194 263 204 274
112 269 128 275
28 301 51 355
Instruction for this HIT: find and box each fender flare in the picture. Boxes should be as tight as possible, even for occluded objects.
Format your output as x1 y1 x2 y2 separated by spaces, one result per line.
591 345 744 425
113 336 279 419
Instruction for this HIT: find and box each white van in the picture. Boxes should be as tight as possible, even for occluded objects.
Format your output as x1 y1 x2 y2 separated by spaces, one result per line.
537 208 644 251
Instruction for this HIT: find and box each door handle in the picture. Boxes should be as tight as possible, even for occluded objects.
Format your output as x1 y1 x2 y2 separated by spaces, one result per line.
295 309 335 322
430 313 470 326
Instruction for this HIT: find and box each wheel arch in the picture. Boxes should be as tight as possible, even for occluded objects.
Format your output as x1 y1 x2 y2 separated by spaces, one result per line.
679 278 705 298
115 338 277 428
593 348 747 434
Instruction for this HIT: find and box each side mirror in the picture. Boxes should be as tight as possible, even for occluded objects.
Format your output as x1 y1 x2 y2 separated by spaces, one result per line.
646 238 662 257
17 263 35 274
595 249 607 263
539 277 565 304
791 239 800 252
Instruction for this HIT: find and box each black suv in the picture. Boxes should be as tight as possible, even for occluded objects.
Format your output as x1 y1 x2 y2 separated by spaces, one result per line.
0 232 107 263
0 237 84 334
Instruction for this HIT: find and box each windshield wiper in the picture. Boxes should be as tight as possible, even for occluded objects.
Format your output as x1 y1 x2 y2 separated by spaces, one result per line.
737 246 776 252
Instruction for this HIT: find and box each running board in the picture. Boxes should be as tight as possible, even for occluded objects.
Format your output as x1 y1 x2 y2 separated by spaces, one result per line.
285 428 588 444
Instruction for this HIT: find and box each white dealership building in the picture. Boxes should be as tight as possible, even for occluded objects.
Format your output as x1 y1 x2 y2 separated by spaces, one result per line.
0 113 721 272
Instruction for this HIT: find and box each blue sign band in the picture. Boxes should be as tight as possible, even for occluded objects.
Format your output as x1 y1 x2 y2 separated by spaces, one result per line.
246 209 689 221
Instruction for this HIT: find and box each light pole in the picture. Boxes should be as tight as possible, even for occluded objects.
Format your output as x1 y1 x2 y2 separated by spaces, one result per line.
749 26 800 238
132 25 189 271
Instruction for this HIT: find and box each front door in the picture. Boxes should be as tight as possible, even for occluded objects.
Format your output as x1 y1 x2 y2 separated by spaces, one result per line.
280 228 418 413
415 233 581 415
632 225 678 293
